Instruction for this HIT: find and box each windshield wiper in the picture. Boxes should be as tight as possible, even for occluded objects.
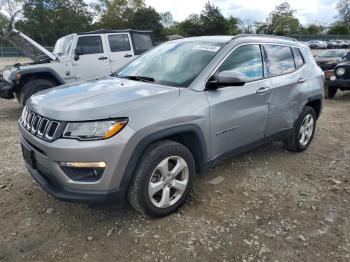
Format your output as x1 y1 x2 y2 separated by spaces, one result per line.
120 75 155 83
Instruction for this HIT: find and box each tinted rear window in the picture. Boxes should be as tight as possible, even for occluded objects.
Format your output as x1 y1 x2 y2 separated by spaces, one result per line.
108 34 131 52
265 45 295 76
132 33 154 55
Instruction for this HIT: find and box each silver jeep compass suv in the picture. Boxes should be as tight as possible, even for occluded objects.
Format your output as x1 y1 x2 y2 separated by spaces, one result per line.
19 35 324 217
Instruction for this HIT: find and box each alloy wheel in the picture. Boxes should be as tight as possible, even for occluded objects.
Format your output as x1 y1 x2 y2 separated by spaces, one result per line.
148 156 189 208
299 114 314 146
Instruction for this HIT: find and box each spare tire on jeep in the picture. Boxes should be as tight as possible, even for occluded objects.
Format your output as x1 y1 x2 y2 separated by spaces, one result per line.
17 79 56 106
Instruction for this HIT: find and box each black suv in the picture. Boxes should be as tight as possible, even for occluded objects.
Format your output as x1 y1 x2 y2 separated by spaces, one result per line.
326 57 350 98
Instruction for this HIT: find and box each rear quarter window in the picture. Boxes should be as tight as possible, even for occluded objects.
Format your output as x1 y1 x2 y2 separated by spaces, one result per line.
132 33 154 55
265 45 296 76
292 47 305 68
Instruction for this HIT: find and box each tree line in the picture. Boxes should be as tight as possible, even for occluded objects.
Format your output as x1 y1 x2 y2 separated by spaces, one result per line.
0 0 349 46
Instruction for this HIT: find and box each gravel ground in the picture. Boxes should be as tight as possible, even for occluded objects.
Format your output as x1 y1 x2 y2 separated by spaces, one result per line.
0 93 349 262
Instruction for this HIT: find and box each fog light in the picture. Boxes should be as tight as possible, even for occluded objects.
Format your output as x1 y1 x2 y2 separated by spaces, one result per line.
60 162 106 168
60 162 106 181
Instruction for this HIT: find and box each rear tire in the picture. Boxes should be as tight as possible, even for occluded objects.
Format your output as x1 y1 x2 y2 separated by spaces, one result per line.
17 79 56 106
283 106 316 152
324 85 337 99
128 140 195 218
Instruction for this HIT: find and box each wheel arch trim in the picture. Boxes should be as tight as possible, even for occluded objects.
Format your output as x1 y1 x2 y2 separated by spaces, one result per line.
10 67 66 85
118 124 208 195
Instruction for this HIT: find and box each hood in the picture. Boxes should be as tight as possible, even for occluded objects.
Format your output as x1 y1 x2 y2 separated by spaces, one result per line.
336 61 350 67
27 77 180 121
2 29 56 62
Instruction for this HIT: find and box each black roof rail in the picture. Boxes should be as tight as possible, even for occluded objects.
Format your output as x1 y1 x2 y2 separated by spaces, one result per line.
233 34 298 42
77 29 153 35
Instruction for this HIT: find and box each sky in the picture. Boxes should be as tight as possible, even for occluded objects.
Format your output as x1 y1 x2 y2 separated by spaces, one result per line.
144 0 338 25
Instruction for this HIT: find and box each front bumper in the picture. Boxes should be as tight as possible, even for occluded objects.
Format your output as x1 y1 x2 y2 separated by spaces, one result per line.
0 78 14 99
25 162 125 203
327 78 350 90
19 122 135 203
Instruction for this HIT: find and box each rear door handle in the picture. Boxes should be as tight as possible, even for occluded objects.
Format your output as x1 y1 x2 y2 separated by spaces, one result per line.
297 78 306 84
98 56 108 60
256 87 271 95
124 54 132 58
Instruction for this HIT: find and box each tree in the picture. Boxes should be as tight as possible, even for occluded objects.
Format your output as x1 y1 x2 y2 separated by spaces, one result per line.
336 0 350 27
128 6 165 41
301 23 324 35
200 1 228 35
17 0 92 45
160 11 173 28
0 0 23 30
268 2 300 35
255 22 269 34
328 22 350 35
176 14 202 36
227 16 239 35
94 0 145 29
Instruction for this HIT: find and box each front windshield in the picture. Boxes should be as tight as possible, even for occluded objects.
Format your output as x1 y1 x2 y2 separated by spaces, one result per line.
319 50 346 57
117 41 224 87
53 35 74 57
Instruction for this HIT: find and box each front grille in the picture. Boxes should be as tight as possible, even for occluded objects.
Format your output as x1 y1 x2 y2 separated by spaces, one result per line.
20 106 62 142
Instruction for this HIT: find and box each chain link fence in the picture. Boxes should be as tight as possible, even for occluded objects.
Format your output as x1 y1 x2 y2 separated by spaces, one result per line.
288 35 350 41
0 40 53 57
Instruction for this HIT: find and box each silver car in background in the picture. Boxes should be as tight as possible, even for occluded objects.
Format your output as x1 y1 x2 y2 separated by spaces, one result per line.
19 35 324 217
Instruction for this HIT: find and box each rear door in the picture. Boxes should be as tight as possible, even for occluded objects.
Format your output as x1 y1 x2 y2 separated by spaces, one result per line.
264 44 305 136
206 44 272 159
72 34 110 81
107 33 135 72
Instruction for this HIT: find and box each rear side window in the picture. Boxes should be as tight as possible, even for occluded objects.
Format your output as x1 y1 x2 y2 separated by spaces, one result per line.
265 45 295 76
108 34 131 52
132 33 154 55
292 47 305 68
219 44 264 81
76 36 103 55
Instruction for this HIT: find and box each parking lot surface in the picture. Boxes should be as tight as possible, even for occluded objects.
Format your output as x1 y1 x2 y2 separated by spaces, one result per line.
0 90 349 261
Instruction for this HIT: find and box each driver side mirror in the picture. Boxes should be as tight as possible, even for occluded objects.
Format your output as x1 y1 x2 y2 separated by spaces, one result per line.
74 47 83 61
207 71 247 89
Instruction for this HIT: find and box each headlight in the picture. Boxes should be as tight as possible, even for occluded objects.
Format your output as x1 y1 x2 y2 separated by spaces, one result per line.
63 119 128 140
336 67 346 76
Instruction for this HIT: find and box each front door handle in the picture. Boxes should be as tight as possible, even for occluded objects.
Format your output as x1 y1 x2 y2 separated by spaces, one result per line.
98 56 108 60
256 87 271 95
297 78 306 84
124 54 132 58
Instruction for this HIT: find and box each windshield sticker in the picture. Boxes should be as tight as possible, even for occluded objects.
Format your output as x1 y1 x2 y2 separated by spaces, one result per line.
192 45 221 52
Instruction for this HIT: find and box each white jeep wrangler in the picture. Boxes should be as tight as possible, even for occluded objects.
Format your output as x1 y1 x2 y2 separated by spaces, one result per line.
0 29 154 105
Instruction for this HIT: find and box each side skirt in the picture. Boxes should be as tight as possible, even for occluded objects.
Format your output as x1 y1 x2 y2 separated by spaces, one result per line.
206 128 294 169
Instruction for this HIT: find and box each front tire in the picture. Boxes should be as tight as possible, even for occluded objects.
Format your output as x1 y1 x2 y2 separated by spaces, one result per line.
283 106 316 152
324 85 337 99
128 140 195 218
17 79 56 106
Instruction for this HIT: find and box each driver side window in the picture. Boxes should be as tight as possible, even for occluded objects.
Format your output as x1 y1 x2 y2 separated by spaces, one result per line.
219 44 264 82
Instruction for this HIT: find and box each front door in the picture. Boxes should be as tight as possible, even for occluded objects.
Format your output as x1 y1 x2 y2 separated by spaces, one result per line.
206 44 272 159
73 35 110 81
